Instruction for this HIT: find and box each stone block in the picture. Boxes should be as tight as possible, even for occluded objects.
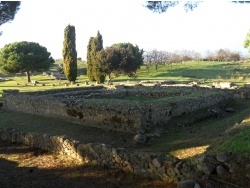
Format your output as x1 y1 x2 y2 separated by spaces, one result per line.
152 157 162 168
167 167 176 177
199 163 215 175
216 152 230 163
216 165 226 176
177 179 196 188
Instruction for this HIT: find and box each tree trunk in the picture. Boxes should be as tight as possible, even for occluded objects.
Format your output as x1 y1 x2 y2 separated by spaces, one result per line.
27 70 31 82
155 64 158 72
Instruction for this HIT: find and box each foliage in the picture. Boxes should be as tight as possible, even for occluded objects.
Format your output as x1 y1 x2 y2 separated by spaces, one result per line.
145 1 250 13
96 47 126 80
0 1 21 35
111 43 144 76
244 30 250 58
62 24 77 82
87 37 95 81
86 31 104 83
95 43 143 81
0 41 54 82
145 1 200 13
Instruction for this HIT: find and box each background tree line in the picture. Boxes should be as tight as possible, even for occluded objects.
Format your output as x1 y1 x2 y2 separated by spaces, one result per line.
143 48 243 71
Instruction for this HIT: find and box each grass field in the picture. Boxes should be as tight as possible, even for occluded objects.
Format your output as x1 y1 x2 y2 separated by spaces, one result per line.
1 60 250 99
1 60 250 159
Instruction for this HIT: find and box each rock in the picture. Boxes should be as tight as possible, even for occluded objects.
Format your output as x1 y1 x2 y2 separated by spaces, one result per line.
228 163 238 173
167 167 176 177
216 165 226 176
216 152 230 163
175 161 183 169
244 83 250 88
199 163 215 175
219 82 233 89
152 157 162 168
206 156 220 165
246 164 250 178
225 108 234 113
154 129 162 137
133 134 146 144
177 179 196 188
194 183 201 188
199 176 215 188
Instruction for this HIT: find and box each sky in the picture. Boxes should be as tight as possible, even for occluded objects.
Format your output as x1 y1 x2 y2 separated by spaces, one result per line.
0 0 250 60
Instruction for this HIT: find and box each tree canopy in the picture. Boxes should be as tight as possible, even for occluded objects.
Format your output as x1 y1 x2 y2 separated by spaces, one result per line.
0 1 21 35
96 43 144 81
0 41 54 82
111 43 144 76
145 1 250 13
62 24 77 82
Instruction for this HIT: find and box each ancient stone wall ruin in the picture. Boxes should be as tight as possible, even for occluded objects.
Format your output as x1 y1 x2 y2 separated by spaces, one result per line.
2 86 234 133
1 128 249 187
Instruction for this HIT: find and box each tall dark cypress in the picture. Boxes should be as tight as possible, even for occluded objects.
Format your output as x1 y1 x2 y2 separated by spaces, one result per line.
87 37 95 81
87 31 104 83
62 24 77 82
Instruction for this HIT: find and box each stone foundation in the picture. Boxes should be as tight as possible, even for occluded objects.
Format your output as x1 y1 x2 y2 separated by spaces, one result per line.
2 86 233 133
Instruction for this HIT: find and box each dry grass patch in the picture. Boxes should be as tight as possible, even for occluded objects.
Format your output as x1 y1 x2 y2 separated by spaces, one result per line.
170 145 210 159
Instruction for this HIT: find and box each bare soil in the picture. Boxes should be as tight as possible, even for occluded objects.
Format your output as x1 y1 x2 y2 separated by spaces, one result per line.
0 140 175 188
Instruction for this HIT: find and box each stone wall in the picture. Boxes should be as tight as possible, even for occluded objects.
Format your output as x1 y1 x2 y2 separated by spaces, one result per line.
1 128 249 187
2 87 233 133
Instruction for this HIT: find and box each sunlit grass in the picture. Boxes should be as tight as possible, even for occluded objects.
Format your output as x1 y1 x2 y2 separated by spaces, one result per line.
213 122 250 155
170 145 210 159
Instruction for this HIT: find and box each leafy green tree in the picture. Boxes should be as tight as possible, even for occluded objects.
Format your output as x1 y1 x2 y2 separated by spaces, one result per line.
96 43 144 80
86 31 104 82
62 24 77 82
0 1 21 35
244 31 250 58
96 47 124 80
0 41 54 82
111 43 144 76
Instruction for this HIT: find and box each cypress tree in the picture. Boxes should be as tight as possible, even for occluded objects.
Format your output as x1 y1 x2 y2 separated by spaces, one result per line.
86 31 105 83
87 37 95 81
62 24 77 82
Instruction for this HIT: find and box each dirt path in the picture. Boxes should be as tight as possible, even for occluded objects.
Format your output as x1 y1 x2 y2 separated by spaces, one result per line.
0 140 175 188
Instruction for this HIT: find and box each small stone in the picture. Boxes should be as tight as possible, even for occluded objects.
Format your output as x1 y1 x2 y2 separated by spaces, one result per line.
175 161 183 169
177 179 196 188
133 134 146 144
216 152 230 163
246 164 250 178
199 163 215 175
225 108 234 113
206 156 220 165
167 167 176 177
216 165 226 176
236 154 245 163
152 157 162 168
228 163 238 173
194 183 201 188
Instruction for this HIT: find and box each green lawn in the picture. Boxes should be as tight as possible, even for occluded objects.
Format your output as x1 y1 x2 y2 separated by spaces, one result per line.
1 60 250 100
